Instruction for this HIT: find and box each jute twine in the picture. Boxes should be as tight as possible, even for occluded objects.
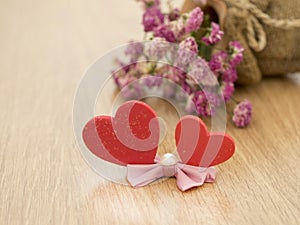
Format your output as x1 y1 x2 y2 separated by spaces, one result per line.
224 0 300 52
184 0 300 84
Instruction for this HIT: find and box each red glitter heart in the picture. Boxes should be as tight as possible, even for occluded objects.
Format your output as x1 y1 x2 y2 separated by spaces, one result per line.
175 115 235 167
82 101 159 166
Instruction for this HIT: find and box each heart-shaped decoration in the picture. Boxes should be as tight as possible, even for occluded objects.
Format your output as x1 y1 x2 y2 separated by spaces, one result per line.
82 101 160 166
175 115 235 167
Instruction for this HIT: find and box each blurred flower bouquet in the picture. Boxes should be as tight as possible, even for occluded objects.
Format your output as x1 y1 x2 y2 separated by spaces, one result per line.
113 0 252 127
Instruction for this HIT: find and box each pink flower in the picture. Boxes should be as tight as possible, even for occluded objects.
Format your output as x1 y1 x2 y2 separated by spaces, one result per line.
142 75 163 87
191 90 220 116
168 8 180 21
153 24 176 42
185 7 204 33
229 41 244 67
201 22 224 45
167 67 186 83
169 17 186 41
192 91 208 115
185 95 197 113
209 51 228 73
182 80 195 95
148 37 170 59
121 81 145 100
189 57 218 86
232 99 252 127
209 51 238 83
175 39 198 69
142 6 164 32
125 41 144 62
179 37 198 54
222 66 237 83
221 82 234 102
205 90 222 115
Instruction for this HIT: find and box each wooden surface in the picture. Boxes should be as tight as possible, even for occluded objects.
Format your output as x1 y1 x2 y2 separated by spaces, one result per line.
0 0 299 224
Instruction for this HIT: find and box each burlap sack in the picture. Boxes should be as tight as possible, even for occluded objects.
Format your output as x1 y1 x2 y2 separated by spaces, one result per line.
182 0 300 84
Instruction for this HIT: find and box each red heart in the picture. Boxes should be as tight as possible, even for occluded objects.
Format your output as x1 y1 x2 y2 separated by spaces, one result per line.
175 115 235 167
82 101 159 166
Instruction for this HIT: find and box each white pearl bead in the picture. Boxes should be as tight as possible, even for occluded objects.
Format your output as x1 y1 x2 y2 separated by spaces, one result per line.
160 153 178 166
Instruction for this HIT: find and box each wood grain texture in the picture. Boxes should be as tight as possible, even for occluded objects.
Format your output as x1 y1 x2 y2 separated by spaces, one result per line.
0 0 299 224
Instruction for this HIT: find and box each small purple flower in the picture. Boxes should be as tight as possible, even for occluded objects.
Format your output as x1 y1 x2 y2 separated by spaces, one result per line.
209 51 238 82
190 88 222 116
232 99 252 127
192 91 211 116
209 51 228 74
168 8 180 21
166 67 186 83
142 75 163 87
142 6 164 32
169 17 186 41
118 74 138 88
222 66 237 83
221 82 234 102
121 81 145 100
125 41 144 62
175 47 197 69
189 57 218 86
229 41 244 67
201 22 224 45
174 37 198 69
185 95 197 113
179 37 198 54
148 37 170 59
206 90 222 110
153 24 176 42
182 80 195 95
185 7 204 33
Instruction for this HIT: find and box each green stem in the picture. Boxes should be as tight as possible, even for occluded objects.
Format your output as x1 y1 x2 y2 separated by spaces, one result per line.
198 42 212 61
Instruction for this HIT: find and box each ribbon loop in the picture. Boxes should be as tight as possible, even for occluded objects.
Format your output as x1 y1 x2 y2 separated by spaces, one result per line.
127 153 216 191
162 165 176 177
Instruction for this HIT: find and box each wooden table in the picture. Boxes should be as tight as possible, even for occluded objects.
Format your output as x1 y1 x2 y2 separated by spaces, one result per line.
0 0 299 224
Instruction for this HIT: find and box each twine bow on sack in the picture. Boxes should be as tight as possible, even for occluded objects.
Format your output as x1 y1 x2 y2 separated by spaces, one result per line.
184 0 300 83
223 0 300 52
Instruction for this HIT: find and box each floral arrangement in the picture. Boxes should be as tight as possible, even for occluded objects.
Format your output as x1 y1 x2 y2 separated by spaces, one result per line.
112 0 252 127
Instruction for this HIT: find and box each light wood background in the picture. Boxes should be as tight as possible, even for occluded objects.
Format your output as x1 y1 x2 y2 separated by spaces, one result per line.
0 0 299 224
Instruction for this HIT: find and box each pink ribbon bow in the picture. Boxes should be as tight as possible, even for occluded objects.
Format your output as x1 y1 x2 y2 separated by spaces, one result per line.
127 153 216 191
